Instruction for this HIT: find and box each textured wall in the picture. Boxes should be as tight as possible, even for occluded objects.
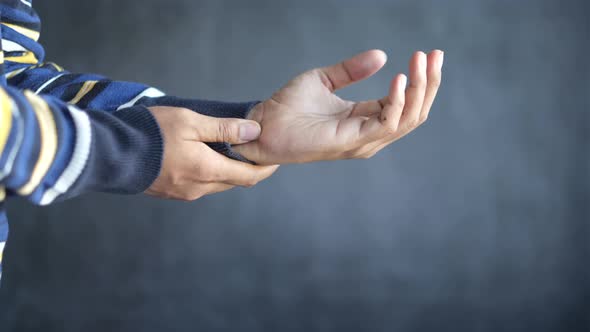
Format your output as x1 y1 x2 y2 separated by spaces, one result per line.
1 0 588 331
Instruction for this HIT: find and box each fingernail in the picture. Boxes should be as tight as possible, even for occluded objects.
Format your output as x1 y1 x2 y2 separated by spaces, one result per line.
239 122 261 142
439 51 445 70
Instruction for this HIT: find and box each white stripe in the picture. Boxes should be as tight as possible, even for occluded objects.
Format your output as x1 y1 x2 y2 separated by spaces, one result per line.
39 106 92 205
5 68 27 79
2 39 27 52
35 73 65 94
0 242 5 253
0 103 25 181
20 0 32 7
116 87 165 110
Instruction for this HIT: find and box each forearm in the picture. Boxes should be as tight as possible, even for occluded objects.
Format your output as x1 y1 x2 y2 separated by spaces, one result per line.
0 85 162 205
10 66 257 163
2 0 254 163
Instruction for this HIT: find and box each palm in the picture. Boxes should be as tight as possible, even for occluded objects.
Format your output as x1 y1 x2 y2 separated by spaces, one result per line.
233 49 443 165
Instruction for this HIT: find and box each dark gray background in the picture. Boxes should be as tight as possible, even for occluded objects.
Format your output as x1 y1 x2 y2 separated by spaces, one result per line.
1 0 588 331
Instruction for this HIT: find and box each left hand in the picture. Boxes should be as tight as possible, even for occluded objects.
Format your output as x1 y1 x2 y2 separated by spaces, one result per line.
145 106 278 201
233 49 444 164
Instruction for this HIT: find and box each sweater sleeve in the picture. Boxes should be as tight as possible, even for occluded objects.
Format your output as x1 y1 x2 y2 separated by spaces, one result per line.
1 1 256 163
0 86 163 205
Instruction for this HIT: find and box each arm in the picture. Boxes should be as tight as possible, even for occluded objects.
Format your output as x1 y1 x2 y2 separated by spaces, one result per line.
2 1 256 163
0 85 163 205
3 1 443 169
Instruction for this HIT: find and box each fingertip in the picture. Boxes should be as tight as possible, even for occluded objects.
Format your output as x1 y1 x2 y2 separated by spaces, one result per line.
427 49 444 72
411 50 427 61
363 49 387 73
243 119 261 128
370 49 388 65
385 74 406 103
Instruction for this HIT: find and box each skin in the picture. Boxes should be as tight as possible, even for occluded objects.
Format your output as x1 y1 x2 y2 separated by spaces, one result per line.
145 107 278 201
146 49 444 201
233 49 444 164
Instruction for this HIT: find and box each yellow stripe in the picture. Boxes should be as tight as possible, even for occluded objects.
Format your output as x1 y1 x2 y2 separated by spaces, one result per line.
5 67 27 79
0 88 14 155
0 186 5 201
5 52 38 64
1 23 40 41
48 62 64 72
69 80 97 105
17 92 58 196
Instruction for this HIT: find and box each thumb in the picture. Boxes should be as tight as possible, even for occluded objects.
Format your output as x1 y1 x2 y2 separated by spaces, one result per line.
194 113 261 144
319 49 387 92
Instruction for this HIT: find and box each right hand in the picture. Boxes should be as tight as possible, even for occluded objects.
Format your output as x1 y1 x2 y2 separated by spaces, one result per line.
145 106 279 201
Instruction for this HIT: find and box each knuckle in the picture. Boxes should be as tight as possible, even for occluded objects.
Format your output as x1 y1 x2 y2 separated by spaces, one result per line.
244 175 259 188
342 149 359 160
168 173 184 187
394 98 405 109
359 151 375 159
188 190 205 201
218 122 231 141
407 118 420 128
430 77 441 89
179 193 196 202
218 121 237 142
384 120 399 134
411 79 426 90
419 114 429 123
388 123 399 134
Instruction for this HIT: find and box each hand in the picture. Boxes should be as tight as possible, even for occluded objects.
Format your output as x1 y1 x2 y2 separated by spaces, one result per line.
233 49 444 164
145 106 279 201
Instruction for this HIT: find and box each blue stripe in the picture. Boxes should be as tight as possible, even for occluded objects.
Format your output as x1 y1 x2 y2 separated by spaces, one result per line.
0 4 39 25
7 66 60 91
1 24 45 59
0 208 8 242
86 81 149 112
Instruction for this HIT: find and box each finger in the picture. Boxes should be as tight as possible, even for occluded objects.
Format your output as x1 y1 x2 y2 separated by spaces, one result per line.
192 112 262 144
319 49 387 92
347 100 384 118
356 72 424 158
353 74 406 142
363 50 444 155
380 74 407 128
204 149 278 187
400 51 427 128
345 74 407 119
419 50 444 122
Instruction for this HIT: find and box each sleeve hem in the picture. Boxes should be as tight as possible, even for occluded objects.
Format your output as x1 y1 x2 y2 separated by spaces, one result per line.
112 106 163 193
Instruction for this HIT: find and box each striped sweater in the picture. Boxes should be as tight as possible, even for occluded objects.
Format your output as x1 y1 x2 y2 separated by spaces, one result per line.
0 0 257 280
